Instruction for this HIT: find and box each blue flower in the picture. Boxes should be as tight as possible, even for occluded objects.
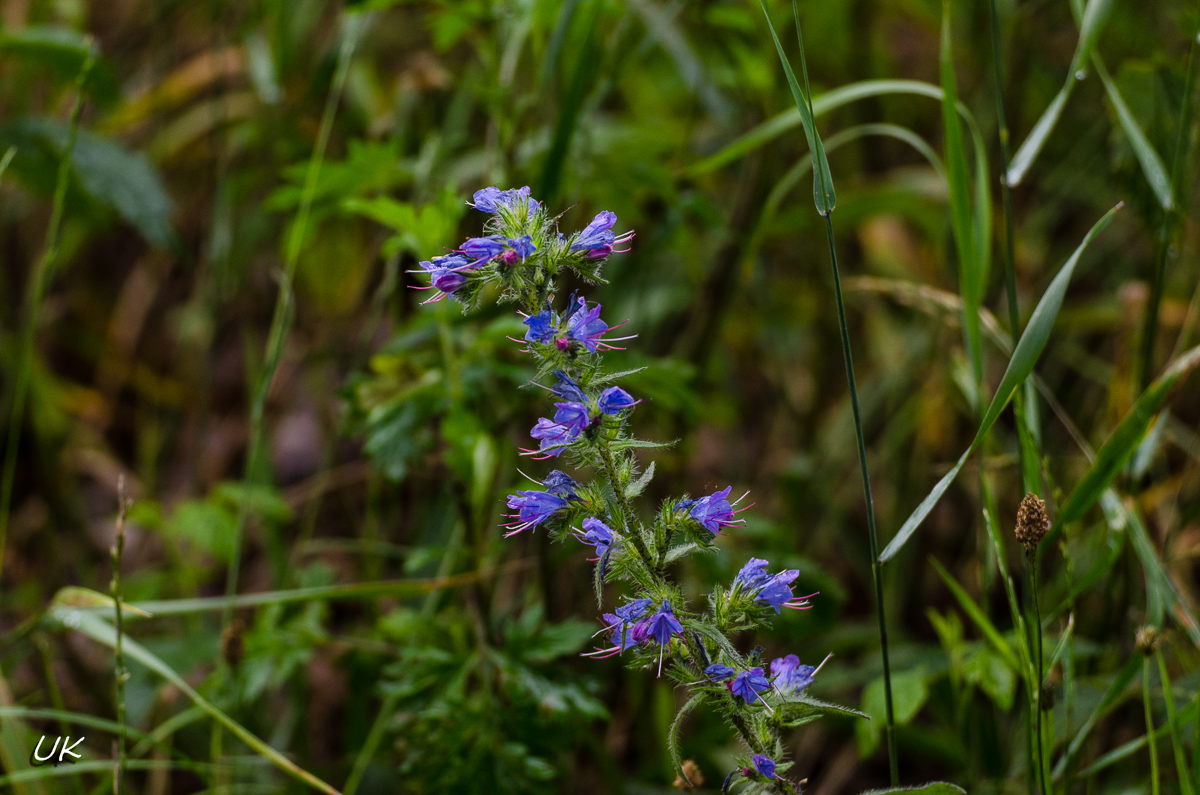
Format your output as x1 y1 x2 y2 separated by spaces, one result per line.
615 598 653 622
751 755 777 779
647 601 684 676
413 254 474 303
730 667 771 704
523 310 558 344
567 300 610 353
553 401 592 436
503 490 567 536
508 235 536 258
583 599 653 659
734 558 773 591
542 470 580 499
687 486 746 534
575 517 615 558
470 185 538 215
551 371 588 403
598 386 636 414
570 210 633 259
770 654 816 695
460 235 508 261
527 418 577 457
705 664 736 681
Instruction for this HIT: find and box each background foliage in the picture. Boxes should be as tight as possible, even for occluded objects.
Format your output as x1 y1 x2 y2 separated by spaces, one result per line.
1 0 1198 792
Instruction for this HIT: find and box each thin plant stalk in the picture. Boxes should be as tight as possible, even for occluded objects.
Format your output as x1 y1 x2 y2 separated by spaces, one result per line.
782 3 897 783
344 692 399 795
1156 650 1195 795
1138 0 1200 390
110 479 130 793
1146 656 1162 795
223 12 364 607
0 48 94 592
1027 549 1048 795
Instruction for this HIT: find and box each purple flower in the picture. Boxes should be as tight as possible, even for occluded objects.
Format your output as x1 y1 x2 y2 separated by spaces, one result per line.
583 599 653 659
615 598 653 622
647 601 684 676
597 386 636 414
527 418 577 458
575 517 615 558
567 300 610 353
751 755 777 779
571 210 633 259
432 270 466 293
460 235 508 261
730 667 771 705
734 558 773 591
770 654 816 695
553 402 592 436
687 486 747 534
551 371 588 403
507 235 536 259
412 254 474 303
705 664 736 681
470 185 538 215
542 470 579 499
523 310 558 344
502 490 567 536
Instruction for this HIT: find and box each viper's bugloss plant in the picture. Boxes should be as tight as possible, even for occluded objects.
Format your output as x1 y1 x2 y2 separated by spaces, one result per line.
415 186 861 794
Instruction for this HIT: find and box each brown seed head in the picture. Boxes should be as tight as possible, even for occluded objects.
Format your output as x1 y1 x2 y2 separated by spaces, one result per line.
1015 492 1049 550
1135 625 1161 656
673 760 704 791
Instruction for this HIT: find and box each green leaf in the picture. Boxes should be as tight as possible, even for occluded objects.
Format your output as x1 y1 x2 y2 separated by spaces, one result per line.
940 0 985 388
1058 346 1200 527
49 608 343 794
858 668 927 756
756 0 835 214
1007 0 1117 185
0 27 119 105
879 205 1120 562
1052 653 1141 780
858 785 966 795
1094 59 1173 209
930 558 1018 670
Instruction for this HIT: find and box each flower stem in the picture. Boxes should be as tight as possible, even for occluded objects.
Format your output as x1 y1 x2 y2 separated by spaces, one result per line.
1027 549 1048 795
1156 650 1194 795
110 479 130 793
597 445 653 567
822 213 897 784
0 46 94 592
1146 656 1162 795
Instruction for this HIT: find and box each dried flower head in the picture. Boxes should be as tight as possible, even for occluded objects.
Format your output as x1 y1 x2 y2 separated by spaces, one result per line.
673 760 704 791
1135 625 1161 656
1015 492 1049 550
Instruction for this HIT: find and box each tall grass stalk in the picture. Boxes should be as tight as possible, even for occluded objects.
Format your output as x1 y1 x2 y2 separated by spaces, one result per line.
1026 549 1048 795
1145 655 1162 795
1156 650 1194 795
788 1 898 781
223 12 364 605
0 48 94 592
1137 0 1200 390
110 479 130 793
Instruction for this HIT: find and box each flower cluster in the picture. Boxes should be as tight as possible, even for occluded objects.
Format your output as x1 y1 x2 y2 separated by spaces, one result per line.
416 186 837 795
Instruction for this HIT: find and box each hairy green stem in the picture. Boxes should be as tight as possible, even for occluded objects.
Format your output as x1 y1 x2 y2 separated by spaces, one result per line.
1146 656 1162 795
822 213 897 784
1028 550 1048 795
597 445 653 567
1138 0 1200 390
0 48 94 592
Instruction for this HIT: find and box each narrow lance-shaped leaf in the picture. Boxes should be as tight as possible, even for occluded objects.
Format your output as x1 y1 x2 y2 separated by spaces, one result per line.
1007 0 1118 185
757 0 835 214
1094 58 1174 210
1057 346 1200 528
51 608 344 795
940 0 984 387
879 205 1121 562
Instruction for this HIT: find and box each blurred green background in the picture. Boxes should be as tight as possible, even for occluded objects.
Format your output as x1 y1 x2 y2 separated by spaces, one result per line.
1 0 1198 793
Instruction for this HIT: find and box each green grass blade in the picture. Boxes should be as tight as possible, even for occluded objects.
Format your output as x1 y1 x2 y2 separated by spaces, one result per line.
1057 346 1200 527
930 558 1019 670
1094 58 1174 210
756 0 834 214
880 205 1120 562
0 760 201 789
1121 500 1200 646
1007 0 1117 185
1053 653 1141 780
51 608 343 795
940 0 984 387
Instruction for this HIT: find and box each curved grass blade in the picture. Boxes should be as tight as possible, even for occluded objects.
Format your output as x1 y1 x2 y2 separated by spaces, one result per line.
940 0 985 387
929 558 1019 670
1057 346 1200 527
1053 652 1141 780
1007 0 1118 185
0 760 203 789
756 0 834 214
880 205 1121 562
51 608 343 795
1094 58 1173 210
1073 699 1197 779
